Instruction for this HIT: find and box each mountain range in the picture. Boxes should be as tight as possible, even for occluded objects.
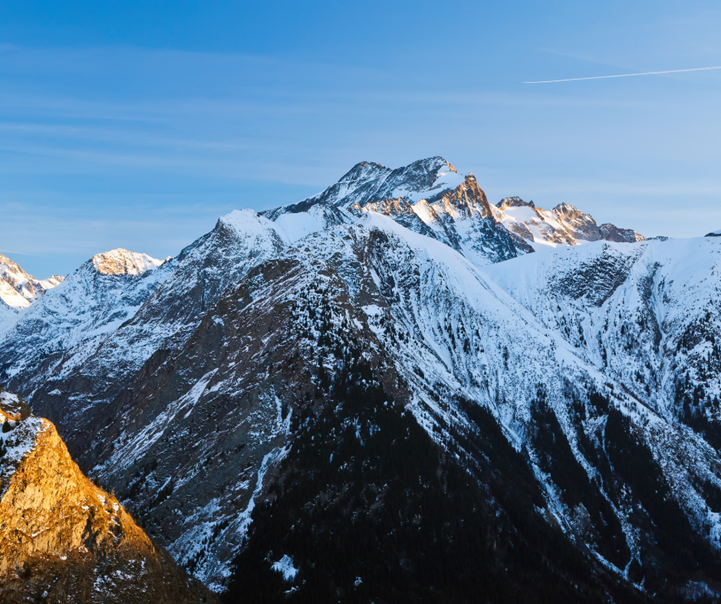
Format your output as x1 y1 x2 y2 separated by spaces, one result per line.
1 156 720 603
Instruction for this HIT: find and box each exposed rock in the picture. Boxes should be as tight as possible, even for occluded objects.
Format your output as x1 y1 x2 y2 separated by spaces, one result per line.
353 172 521 265
91 249 164 276
497 196 536 209
0 391 216 604
599 222 645 243
492 198 644 249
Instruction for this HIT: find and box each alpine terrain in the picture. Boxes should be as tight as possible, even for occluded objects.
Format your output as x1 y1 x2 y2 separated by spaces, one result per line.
0 389 216 603
1 157 720 603
0 253 63 324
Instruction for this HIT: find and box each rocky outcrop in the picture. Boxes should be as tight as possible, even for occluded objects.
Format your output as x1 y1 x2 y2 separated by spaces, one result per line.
352 172 520 265
497 196 536 210
599 222 644 243
0 391 216 604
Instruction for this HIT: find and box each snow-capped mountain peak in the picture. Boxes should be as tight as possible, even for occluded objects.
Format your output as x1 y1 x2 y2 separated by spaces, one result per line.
262 158 644 273
0 253 64 315
497 196 536 209
492 196 644 250
265 156 463 219
91 249 164 276
336 160 389 186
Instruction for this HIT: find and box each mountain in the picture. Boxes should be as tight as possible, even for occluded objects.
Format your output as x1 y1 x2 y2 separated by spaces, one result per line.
484 236 721 457
0 218 285 457
492 197 644 250
0 249 167 422
0 253 63 322
264 157 523 265
0 157 719 601
0 389 216 604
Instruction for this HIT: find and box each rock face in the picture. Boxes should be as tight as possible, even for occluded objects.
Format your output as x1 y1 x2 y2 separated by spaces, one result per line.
91 249 165 276
2 157 721 601
493 197 644 249
0 390 216 604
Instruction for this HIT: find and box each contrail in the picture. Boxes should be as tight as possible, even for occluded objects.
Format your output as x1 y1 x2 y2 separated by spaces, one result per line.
524 65 721 84
0 248 43 257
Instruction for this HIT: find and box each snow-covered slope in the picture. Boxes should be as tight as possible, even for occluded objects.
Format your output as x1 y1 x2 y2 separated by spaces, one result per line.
0 213 286 446
0 249 167 399
484 237 721 427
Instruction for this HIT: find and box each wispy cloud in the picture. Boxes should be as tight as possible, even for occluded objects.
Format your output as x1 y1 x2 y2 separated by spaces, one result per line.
525 66 721 84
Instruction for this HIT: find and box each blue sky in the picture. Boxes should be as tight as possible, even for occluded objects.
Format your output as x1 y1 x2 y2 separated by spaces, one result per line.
1 1 720 277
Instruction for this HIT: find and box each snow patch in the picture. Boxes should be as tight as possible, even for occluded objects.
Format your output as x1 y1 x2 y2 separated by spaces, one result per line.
271 554 299 582
271 206 329 243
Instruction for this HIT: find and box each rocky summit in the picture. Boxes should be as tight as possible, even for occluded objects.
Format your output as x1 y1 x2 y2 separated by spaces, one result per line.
1 157 720 602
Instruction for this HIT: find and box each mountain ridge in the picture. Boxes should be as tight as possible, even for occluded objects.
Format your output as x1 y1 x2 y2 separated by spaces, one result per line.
0 157 719 601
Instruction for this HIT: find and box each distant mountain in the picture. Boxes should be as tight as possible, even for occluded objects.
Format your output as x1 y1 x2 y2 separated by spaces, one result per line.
493 197 644 249
1 157 720 602
90 248 165 276
0 389 215 604
265 157 644 262
0 253 63 321
0 249 167 410
265 157 522 266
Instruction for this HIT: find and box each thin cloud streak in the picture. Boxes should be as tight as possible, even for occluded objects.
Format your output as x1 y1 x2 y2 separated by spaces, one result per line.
524 65 721 84
0 248 44 257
